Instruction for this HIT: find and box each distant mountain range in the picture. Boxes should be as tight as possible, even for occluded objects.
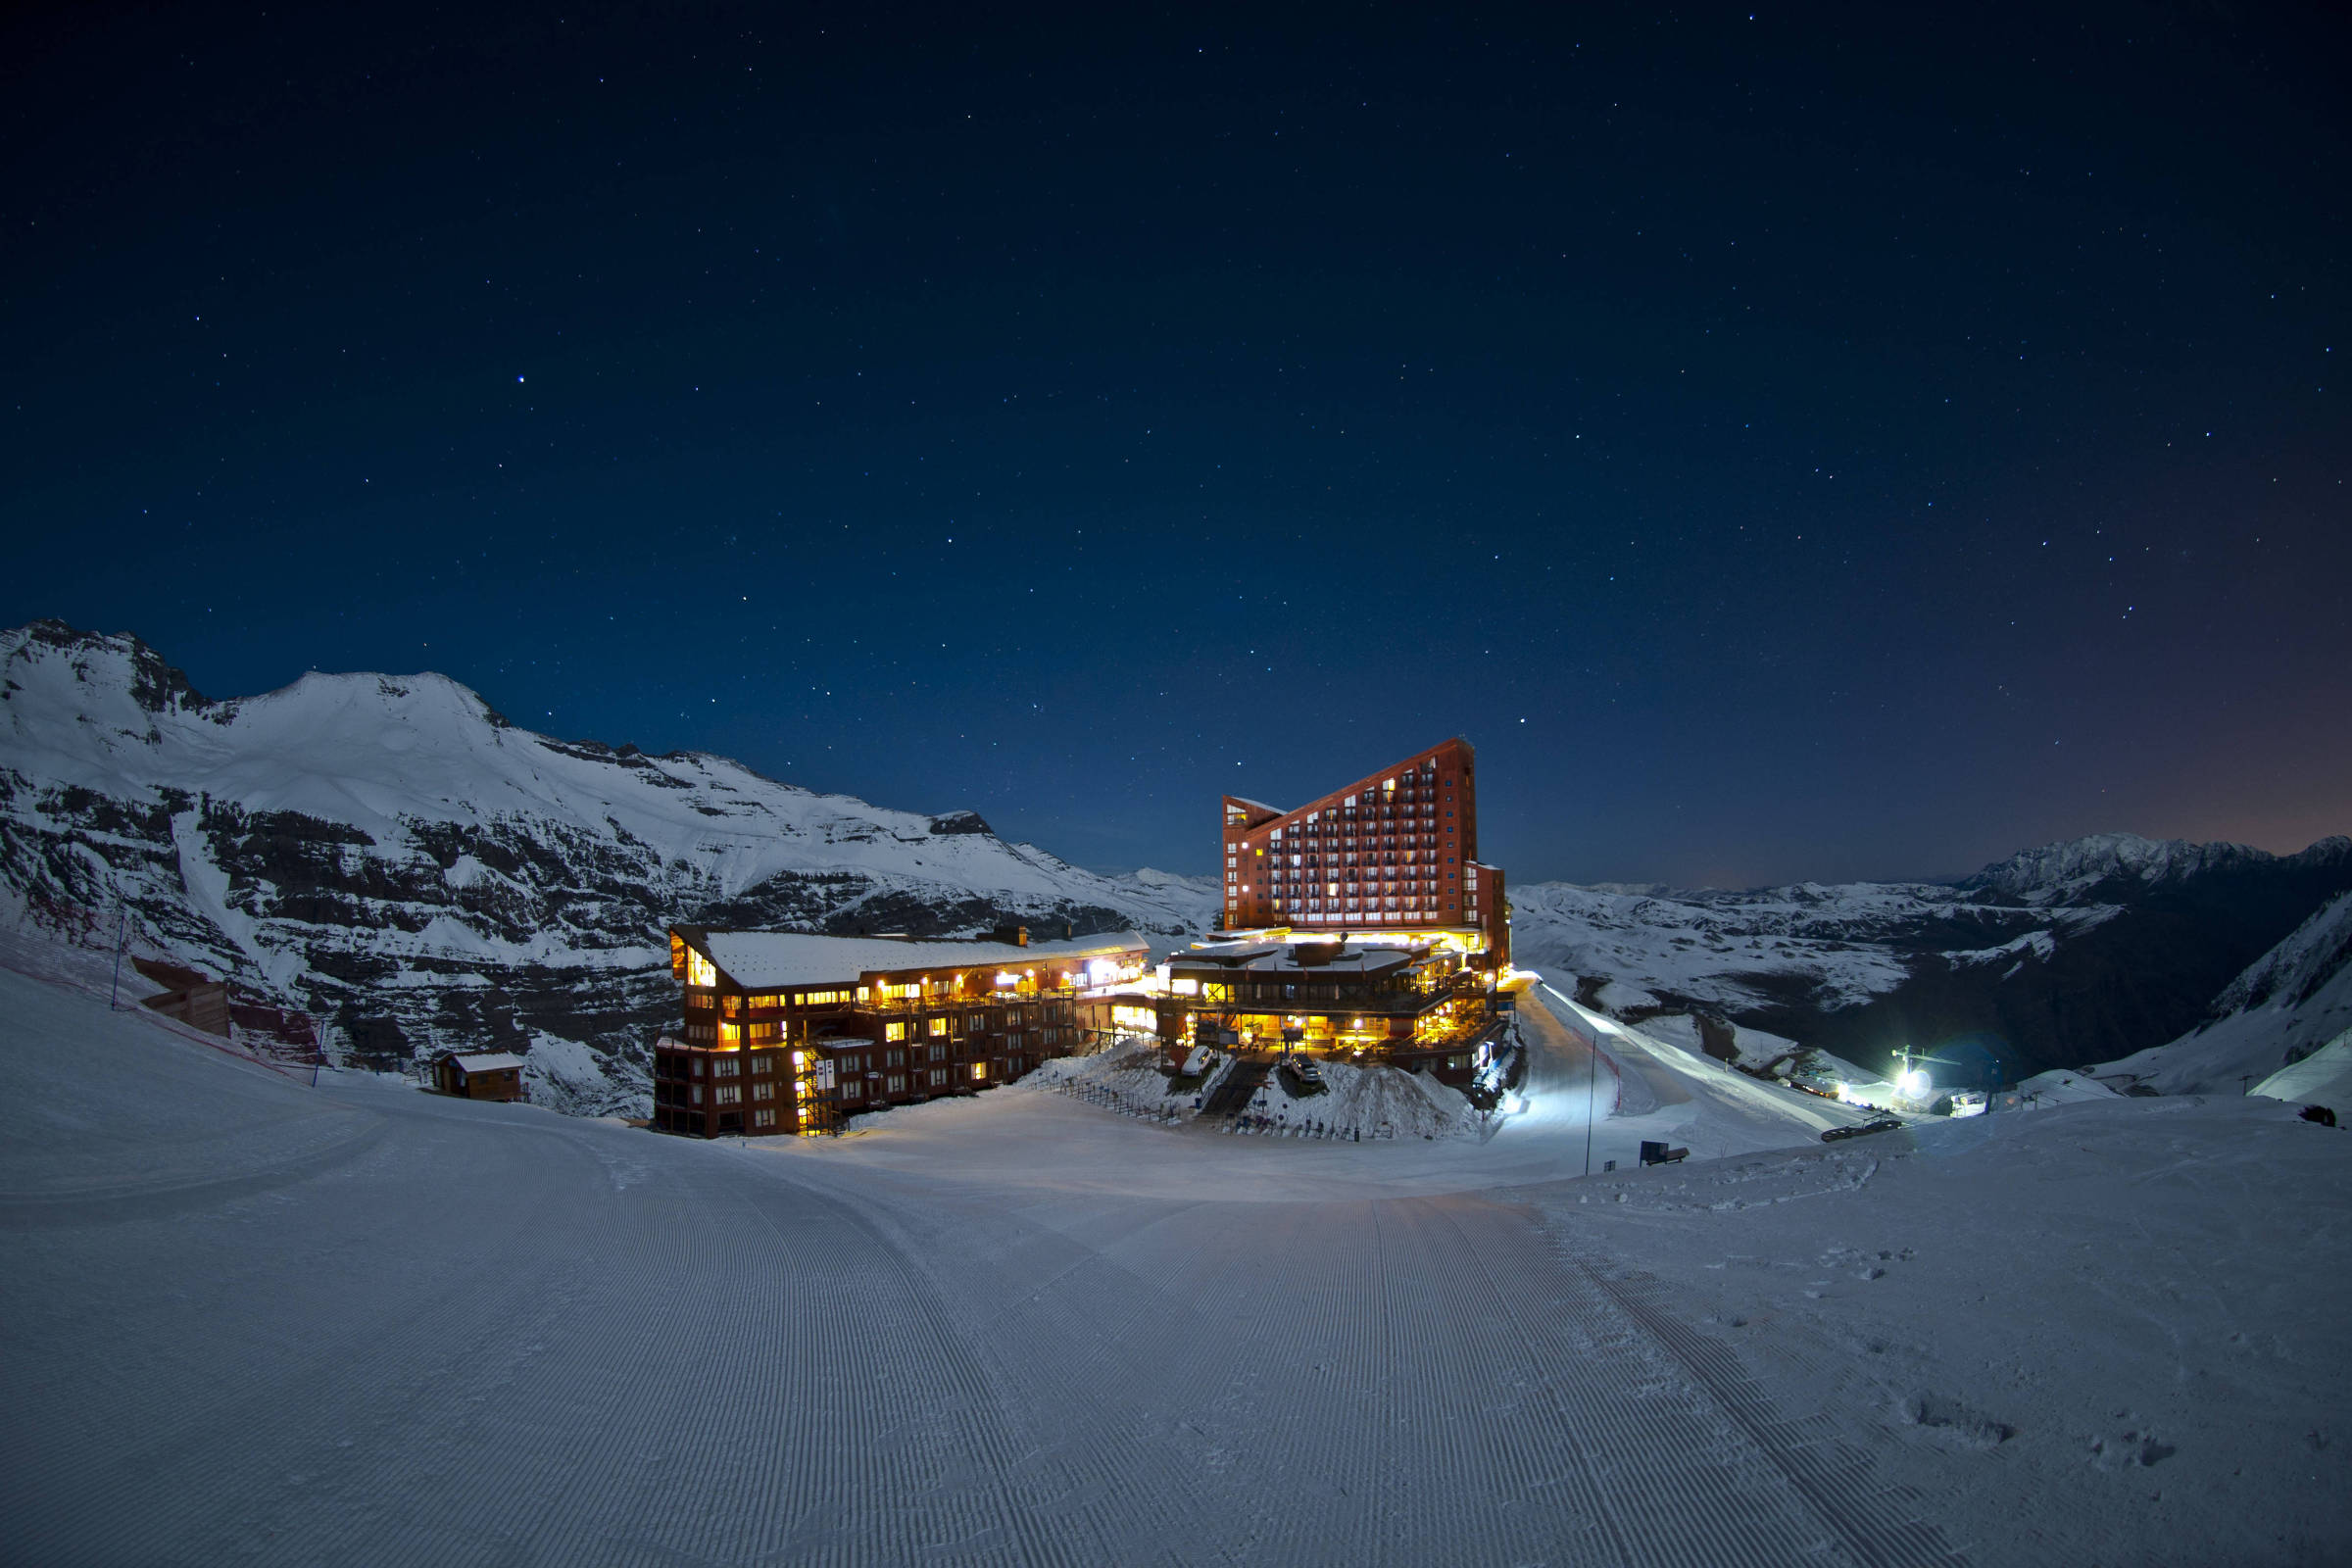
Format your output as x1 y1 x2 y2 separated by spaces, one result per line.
0 621 1216 1111
4 618 2344 1112
1509 830 2352 1086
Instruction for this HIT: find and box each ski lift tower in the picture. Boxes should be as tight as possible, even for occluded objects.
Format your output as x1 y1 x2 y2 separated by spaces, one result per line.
1889 1043 1958 1109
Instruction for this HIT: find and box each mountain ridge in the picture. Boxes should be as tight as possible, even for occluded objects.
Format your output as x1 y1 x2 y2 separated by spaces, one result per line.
1509 829 2352 1084
0 621 1217 1110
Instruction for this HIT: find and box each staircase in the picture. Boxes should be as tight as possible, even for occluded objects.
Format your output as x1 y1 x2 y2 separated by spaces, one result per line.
1200 1055 1270 1120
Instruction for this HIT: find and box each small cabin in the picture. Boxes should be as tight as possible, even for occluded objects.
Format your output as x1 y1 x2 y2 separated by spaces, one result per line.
434 1051 528 1102
132 957 231 1038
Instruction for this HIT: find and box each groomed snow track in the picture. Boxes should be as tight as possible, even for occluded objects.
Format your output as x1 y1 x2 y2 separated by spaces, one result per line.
2 963 1971 1566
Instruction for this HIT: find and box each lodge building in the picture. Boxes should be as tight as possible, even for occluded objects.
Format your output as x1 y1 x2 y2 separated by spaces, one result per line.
1170 737 1526 1087
1154 935 1516 1083
653 926 1152 1138
1219 736 1507 960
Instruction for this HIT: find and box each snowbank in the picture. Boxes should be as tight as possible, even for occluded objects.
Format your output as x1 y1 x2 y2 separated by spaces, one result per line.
2016 1068 2122 1104
2253 1026 2352 1109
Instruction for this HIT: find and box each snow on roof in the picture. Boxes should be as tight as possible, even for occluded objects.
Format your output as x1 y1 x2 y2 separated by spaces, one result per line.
1225 797 1286 815
694 929 1151 991
449 1052 527 1073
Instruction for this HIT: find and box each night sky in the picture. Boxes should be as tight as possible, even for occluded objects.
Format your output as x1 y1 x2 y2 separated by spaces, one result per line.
5 4 2346 887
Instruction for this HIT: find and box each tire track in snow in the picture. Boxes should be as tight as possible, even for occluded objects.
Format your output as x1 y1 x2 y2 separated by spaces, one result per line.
1436 1192 1877 1568
1571 1257 1969 1568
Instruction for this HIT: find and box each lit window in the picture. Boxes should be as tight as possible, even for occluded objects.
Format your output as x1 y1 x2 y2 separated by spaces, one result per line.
885 1021 908 1042
929 1016 948 1037
971 1062 988 1082
686 950 717 988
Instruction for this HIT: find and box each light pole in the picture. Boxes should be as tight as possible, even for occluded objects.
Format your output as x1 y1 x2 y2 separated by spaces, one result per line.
108 902 127 1011
1583 1020 1598 1177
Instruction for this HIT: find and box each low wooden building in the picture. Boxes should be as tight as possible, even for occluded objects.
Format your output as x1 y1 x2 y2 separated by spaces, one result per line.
434 1051 528 1102
656 926 1153 1137
132 957 230 1038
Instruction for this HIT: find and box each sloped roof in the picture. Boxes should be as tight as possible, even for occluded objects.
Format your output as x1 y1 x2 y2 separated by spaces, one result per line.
692 929 1152 991
449 1052 527 1073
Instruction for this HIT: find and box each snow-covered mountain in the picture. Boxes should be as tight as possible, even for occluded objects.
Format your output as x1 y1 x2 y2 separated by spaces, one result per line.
2089 891 2352 1097
0 621 1216 1110
1956 830 2293 906
1509 831 2352 1085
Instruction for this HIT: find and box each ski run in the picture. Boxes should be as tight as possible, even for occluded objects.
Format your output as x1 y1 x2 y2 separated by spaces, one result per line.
3 937 2347 1567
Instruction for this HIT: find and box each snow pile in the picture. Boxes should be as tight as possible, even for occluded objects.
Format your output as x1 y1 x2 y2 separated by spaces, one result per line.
1018 1039 1483 1141
1021 1040 1193 1118
1235 1057 1479 1142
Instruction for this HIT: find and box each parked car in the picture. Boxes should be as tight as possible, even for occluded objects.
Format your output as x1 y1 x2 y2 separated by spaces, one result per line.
1293 1060 1324 1086
1821 1116 1904 1143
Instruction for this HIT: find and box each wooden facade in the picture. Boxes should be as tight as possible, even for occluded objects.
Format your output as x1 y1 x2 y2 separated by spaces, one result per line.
131 957 230 1038
655 927 1152 1138
434 1052 527 1102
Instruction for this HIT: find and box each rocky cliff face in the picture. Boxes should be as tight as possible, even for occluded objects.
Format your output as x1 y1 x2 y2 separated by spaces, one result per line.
0 621 1217 1112
2088 891 2352 1096
1510 832 2352 1086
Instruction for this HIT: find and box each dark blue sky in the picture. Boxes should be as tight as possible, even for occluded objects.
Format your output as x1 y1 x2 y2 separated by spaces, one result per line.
5 3 2346 885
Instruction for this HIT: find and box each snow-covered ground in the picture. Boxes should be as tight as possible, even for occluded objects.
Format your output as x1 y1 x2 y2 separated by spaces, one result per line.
5 939 2347 1566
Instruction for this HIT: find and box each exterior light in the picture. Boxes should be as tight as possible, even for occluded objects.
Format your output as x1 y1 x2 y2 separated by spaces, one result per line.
1899 1068 1930 1097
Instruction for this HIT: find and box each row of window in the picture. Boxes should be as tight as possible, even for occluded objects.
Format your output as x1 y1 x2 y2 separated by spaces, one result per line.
835 1064 985 1099
656 1080 780 1106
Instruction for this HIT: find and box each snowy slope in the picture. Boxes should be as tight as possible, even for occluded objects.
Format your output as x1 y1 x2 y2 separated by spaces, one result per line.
8 957 2347 1566
2093 891 2352 1097
2255 1030 2352 1108
0 620 1216 1108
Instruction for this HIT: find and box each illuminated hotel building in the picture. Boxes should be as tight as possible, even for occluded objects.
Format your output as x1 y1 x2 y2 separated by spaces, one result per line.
1170 738 1522 1085
654 926 1152 1137
1221 736 1507 964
